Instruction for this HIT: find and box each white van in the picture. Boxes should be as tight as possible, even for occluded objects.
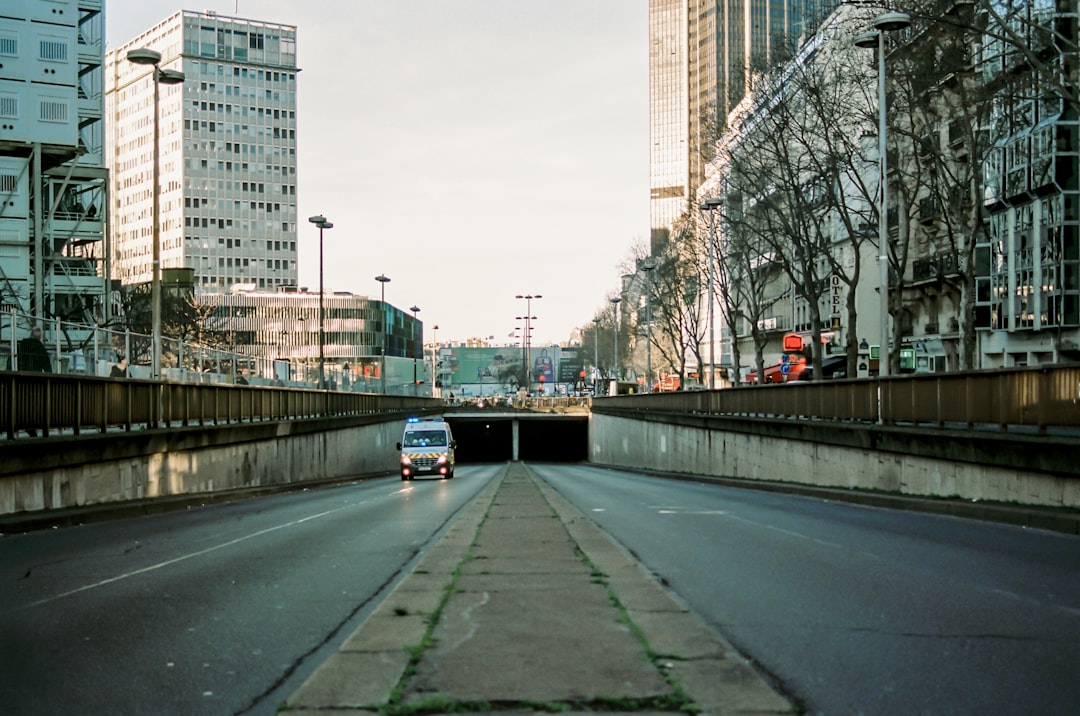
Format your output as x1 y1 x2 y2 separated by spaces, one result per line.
396 417 456 481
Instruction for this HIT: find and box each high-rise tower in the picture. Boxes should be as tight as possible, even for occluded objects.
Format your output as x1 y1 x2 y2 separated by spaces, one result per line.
105 10 299 294
649 0 833 251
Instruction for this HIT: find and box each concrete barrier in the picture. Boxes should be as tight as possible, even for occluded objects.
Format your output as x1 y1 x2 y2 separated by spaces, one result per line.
589 409 1080 510
0 414 408 519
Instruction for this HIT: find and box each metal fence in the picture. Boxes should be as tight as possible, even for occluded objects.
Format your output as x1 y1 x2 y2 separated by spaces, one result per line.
1 372 440 440
595 364 1080 435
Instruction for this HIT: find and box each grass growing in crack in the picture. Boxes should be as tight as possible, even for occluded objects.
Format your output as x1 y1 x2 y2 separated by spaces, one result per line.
521 463 700 714
384 472 506 713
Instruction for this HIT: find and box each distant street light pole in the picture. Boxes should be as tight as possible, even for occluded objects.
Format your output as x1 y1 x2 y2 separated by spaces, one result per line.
855 11 910 378
308 215 332 388
610 296 621 388
699 197 722 390
592 317 600 396
376 274 391 393
640 258 657 392
431 324 439 398
410 305 420 396
126 48 184 381
515 294 541 393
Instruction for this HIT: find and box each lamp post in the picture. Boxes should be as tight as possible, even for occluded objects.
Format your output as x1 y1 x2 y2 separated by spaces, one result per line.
431 324 439 398
308 215 332 388
640 258 657 392
410 305 420 396
592 317 601 396
375 274 391 394
515 294 541 394
855 11 910 378
127 48 184 380
699 197 722 389
610 296 621 388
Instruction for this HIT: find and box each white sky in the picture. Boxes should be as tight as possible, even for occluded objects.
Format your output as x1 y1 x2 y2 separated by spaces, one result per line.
105 0 650 346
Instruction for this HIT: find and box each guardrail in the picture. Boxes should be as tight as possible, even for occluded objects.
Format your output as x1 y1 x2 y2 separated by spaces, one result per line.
1 372 441 440
595 364 1080 435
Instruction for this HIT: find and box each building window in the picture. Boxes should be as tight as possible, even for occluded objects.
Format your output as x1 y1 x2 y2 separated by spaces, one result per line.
39 39 67 61
0 95 17 119
39 99 68 123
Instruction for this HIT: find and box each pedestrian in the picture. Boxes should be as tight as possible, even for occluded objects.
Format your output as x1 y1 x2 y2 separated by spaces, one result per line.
17 325 52 373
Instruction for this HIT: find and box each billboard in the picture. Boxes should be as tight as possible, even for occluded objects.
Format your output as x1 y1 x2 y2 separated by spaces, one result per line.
439 345 583 392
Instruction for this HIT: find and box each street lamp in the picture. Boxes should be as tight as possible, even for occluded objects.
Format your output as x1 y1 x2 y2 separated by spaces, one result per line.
127 48 184 380
699 197 722 389
376 274 391 393
308 215 332 388
431 324 439 398
592 317 601 396
855 11 910 378
610 296 621 386
515 294 541 393
410 305 420 396
640 258 657 392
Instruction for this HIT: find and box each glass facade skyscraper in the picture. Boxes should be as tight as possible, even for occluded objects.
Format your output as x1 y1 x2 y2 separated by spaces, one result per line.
649 0 833 251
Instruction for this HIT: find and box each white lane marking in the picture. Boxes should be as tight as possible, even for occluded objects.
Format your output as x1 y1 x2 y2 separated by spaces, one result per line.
30 504 356 607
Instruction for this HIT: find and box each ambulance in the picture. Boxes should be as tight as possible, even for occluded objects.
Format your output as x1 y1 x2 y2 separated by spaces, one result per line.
396 417 456 481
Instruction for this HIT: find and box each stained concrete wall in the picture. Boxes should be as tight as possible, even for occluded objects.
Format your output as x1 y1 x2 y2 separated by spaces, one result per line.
589 409 1080 509
0 415 408 517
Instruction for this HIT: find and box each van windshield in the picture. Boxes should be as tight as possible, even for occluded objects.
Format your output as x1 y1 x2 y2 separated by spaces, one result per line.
403 430 447 447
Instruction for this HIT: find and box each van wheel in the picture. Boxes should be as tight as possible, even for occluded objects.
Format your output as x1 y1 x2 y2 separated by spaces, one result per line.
401 475 410 481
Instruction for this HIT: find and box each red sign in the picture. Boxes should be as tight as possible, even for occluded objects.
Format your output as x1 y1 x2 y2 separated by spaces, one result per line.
783 333 804 352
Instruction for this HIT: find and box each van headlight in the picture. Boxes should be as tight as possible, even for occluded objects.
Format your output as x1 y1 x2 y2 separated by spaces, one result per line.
437 455 447 465
401 455 412 466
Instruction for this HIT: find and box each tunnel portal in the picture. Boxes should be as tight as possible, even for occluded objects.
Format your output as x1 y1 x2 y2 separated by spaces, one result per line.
444 414 589 464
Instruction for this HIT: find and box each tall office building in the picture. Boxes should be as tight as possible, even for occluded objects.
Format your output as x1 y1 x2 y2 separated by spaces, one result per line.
649 0 833 250
0 0 109 330
105 10 298 294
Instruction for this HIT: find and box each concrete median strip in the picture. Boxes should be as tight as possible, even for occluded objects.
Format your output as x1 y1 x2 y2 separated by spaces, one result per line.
283 464 796 714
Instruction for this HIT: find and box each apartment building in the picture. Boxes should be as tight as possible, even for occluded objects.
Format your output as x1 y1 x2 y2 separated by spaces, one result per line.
701 1 1080 376
105 10 299 295
0 0 109 334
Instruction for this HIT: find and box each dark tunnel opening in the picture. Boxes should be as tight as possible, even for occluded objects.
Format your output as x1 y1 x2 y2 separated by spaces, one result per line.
444 416 589 464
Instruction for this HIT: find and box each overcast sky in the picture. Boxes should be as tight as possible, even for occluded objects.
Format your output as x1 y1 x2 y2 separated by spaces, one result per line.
105 0 649 346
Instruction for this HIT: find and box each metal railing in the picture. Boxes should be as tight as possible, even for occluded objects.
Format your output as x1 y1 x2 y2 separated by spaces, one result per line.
1 372 440 440
595 364 1080 435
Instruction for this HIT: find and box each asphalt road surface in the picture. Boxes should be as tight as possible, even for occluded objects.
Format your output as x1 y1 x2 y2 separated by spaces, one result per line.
532 464 1080 716
0 466 501 715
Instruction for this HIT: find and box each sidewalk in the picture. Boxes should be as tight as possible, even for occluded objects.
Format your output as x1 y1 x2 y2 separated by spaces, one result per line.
284 463 796 715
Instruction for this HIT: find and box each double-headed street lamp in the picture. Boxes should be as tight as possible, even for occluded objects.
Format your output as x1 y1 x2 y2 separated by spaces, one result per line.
126 48 184 380
410 305 420 395
375 274 391 393
855 11 911 378
308 215 333 388
515 294 541 393
699 198 722 389
592 317 601 395
431 324 439 397
610 296 621 385
639 258 657 392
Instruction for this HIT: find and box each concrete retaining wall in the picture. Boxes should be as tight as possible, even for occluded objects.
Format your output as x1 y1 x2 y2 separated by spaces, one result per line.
0 415 408 517
589 410 1080 509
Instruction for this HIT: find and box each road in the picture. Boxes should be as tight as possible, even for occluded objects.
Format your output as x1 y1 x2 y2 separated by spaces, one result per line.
532 464 1080 715
0 466 502 715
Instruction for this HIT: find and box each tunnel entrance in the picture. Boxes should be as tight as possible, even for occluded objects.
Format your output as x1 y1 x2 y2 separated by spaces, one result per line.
444 415 588 464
